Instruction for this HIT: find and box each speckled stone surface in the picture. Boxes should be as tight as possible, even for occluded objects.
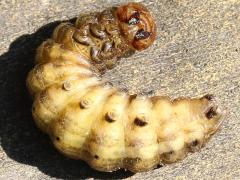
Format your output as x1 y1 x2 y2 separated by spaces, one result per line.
0 0 239 179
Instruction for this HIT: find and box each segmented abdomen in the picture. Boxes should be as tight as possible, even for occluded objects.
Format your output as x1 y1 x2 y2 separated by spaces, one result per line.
27 2 222 172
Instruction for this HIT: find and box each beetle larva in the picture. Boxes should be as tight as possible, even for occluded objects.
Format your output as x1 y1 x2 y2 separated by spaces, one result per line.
27 2 222 172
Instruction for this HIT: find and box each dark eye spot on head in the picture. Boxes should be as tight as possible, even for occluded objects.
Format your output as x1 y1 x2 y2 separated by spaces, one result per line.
134 117 148 127
135 29 151 40
206 107 217 119
128 11 140 25
56 137 60 141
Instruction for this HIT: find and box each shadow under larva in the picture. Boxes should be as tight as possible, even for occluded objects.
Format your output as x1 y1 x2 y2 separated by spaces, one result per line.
26 2 222 173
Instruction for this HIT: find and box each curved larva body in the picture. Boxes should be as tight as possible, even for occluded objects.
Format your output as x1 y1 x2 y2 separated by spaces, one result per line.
27 2 222 172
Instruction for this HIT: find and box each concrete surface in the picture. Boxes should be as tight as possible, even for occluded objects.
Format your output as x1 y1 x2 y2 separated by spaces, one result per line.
0 0 239 179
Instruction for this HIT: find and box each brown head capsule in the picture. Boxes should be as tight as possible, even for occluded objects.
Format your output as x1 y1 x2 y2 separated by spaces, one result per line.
116 2 157 50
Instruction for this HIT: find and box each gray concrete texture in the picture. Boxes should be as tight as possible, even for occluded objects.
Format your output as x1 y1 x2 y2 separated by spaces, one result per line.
0 0 239 179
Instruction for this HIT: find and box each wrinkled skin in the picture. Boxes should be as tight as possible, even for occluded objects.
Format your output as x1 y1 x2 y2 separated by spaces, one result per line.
27 2 222 172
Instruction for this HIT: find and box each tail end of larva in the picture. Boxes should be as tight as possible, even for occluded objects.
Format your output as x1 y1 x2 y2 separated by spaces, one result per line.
201 94 224 134
156 94 223 164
